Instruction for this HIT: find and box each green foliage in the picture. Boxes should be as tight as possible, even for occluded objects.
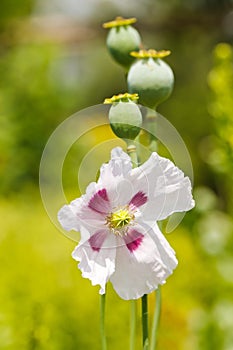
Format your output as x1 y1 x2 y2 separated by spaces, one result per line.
0 42 81 193
0 0 33 26
185 43 233 349
206 43 233 211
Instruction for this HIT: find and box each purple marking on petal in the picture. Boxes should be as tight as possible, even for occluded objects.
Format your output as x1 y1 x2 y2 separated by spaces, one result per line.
98 188 108 201
88 189 110 214
129 191 147 209
124 229 144 253
88 230 108 252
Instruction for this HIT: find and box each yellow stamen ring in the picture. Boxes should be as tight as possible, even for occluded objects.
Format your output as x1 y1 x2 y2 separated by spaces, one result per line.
106 207 135 235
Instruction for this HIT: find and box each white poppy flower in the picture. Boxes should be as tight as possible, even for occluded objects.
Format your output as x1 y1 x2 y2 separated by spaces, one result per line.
58 147 194 300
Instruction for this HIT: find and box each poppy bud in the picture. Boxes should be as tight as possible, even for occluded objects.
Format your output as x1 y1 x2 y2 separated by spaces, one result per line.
103 17 141 70
104 93 142 140
127 49 174 109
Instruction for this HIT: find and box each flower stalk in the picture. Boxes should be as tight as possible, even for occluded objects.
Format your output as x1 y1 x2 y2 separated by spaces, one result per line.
145 109 158 152
150 287 162 350
142 294 149 350
126 142 138 168
100 293 107 350
130 300 137 350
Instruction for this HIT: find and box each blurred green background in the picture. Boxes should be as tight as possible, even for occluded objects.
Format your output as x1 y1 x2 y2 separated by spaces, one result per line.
1 0 233 349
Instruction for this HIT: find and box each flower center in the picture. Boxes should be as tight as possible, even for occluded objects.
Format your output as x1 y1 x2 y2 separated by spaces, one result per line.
106 206 135 235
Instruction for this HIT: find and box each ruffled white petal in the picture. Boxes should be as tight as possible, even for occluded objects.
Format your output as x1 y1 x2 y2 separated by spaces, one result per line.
101 147 132 178
58 194 107 237
72 234 116 294
58 197 83 231
130 152 195 221
110 222 177 300
98 147 134 207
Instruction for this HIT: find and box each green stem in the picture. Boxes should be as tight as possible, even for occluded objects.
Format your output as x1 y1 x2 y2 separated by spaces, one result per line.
150 287 162 350
126 141 138 168
145 109 158 152
100 294 107 350
142 294 149 350
130 300 137 350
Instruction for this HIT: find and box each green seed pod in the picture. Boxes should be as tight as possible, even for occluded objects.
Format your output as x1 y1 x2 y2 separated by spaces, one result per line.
127 49 174 109
103 17 141 70
104 93 142 140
